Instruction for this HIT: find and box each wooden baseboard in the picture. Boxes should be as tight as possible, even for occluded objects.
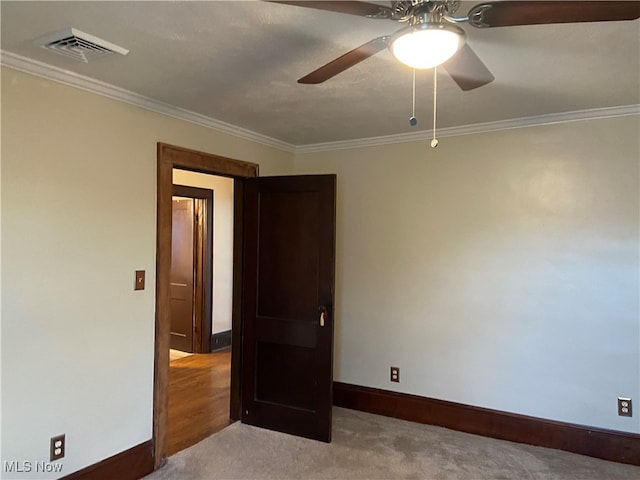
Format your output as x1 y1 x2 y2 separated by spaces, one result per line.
334 382 640 466
211 330 232 351
62 440 153 480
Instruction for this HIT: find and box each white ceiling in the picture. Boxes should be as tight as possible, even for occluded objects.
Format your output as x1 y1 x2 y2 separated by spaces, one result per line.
2 1 639 146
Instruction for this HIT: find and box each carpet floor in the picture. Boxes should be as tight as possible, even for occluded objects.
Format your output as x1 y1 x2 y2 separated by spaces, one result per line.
145 407 639 479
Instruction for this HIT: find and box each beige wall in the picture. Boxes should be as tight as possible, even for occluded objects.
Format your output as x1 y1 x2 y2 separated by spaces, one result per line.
2 61 639 480
0 66 293 478
172 170 234 335
294 115 640 434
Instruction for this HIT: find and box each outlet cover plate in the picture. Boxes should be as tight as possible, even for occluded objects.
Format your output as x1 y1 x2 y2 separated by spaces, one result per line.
50 434 65 461
618 397 632 417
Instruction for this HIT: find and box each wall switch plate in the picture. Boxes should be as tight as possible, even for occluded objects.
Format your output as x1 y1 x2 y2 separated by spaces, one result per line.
618 397 632 417
135 270 145 290
50 434 65 461
390 366 400 383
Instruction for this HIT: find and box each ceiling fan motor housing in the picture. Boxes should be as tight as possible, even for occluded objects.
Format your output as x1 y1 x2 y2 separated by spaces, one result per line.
391 0 462 23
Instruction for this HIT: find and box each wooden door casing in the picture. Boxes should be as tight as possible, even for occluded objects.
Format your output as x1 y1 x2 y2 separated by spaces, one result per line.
155 143 259 468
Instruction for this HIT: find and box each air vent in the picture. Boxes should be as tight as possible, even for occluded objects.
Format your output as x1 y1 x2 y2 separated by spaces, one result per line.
36 28 129 63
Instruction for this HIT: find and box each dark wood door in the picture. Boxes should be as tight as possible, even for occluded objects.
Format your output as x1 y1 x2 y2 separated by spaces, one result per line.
170 197 195 352
241 175 336 442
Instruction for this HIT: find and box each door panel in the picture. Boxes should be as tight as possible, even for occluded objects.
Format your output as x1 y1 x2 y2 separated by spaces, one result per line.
170 197 195 352
242 175 336 442
257 192 320 320
256 342 316 410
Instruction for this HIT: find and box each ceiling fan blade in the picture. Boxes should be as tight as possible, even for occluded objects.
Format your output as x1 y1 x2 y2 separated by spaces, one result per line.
468 1 640 28
442 44 495 91
269 1 393 19
298 36 389 84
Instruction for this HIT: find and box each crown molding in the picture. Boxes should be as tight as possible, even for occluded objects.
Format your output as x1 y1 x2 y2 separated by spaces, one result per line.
3 50 638 157
295 104 640 154
1 50 296 153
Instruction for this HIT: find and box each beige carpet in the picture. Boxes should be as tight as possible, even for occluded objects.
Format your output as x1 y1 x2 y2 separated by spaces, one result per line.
145 407 639 479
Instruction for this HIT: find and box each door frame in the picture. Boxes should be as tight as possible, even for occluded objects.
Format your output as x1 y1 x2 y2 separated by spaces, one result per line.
154 143 258 468
172 184 213 354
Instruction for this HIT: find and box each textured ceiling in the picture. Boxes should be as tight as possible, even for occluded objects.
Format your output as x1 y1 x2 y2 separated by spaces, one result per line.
2 1 639 146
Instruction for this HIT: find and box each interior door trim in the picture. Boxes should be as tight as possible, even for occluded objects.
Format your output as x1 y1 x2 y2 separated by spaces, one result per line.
154 143 258 468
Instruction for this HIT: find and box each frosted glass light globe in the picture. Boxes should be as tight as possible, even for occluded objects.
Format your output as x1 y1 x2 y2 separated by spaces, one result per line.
390 24 465 69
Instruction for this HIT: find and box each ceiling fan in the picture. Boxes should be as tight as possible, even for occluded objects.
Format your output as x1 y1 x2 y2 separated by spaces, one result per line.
272 1 640 90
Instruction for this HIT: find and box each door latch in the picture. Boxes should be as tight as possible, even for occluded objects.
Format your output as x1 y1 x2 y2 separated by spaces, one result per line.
318 306 329 327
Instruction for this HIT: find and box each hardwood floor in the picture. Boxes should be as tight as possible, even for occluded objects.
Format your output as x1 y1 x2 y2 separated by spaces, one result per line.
167 349 232 456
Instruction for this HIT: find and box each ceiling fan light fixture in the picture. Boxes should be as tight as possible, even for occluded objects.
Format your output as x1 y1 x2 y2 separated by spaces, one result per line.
390 23 466 69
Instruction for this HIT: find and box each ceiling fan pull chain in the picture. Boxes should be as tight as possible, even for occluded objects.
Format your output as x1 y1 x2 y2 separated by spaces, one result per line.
409 68 417 126
431 66 439 148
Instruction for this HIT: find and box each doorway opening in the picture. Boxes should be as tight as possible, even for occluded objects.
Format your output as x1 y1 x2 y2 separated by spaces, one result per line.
154 143 259 467
167 173 234 455
155 143 336 466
